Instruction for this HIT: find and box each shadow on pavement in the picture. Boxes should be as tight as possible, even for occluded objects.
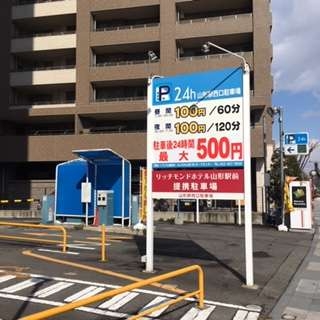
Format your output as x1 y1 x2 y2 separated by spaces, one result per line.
134 235 246 283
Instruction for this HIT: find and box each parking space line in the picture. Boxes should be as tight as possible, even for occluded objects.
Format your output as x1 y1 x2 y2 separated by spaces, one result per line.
99 292 139 310
64 286 105 302
37 248 79 255
1 278 44 293
0 275 16 283
233 310 248 320
33 282 74 298
180 306 216 320
139 296 170 318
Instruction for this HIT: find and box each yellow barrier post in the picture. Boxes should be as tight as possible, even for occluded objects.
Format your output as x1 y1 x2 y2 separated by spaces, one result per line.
20 265 205 320
0 222 67 252
101 224 106 262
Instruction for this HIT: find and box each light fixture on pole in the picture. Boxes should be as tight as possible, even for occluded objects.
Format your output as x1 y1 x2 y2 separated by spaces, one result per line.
148 50 158 62
202 41 254 287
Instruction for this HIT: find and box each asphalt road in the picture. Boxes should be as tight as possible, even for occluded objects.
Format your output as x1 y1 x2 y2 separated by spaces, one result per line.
0 221 314 319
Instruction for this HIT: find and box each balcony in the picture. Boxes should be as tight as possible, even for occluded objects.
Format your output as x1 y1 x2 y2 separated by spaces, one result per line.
176 13 253 39
9 100 75 111
11 33 76 53
10 67 76 86
12 0 77 19
0 132 146 162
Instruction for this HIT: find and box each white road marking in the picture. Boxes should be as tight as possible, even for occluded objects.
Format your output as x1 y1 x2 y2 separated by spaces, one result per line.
64 244 96 250
233 310 248 320
0 293 127 318
246 312 260 320
180 306 216 320
140 296 170 318
37 248 79 255
33 282 74 298
1 270 257 312
0 270 262 320
0 278 44 293
64 286 105 302
0 275 16 283
99 291 139 310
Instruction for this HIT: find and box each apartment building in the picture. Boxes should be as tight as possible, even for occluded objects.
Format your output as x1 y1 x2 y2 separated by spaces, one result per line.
0 0 273 213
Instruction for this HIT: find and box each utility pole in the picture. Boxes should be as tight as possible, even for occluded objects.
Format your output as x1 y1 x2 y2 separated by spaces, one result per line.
273 106 287 232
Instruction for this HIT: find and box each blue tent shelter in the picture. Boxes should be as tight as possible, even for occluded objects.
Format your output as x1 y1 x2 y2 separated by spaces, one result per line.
55 149 131 226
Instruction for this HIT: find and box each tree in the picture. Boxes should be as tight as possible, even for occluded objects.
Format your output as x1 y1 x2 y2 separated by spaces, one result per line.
269 148 306 207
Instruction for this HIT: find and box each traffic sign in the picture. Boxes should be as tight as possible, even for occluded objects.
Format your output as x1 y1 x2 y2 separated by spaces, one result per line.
284 132 308 145
284 132 309 155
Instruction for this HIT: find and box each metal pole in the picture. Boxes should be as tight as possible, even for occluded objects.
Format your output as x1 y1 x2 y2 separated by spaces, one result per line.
85 176 89 226
101 224 106 262
146 76 154 272
204 41 254 286
238 200 242 225
196 199 200 224
278 107 287 231
243 62 254 286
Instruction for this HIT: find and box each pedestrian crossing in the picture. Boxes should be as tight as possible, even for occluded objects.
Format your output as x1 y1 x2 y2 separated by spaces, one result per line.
0 270 261 319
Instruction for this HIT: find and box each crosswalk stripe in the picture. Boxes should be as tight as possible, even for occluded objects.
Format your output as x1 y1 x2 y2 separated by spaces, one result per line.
180 306 216 320
0 278 44 293
246 312 260 320
0 275 16 283
64 286 105 302
33 282 74 298
99 291 139 310
233 310 248 320
140 296 170 318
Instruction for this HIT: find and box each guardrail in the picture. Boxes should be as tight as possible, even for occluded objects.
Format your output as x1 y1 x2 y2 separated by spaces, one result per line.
20 264 204 320
0 222 67 252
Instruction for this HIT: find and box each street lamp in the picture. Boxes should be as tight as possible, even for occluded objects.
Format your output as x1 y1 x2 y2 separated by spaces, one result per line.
270 106 287 231
147 50 158 63
201 41 247 67
201 41 254 287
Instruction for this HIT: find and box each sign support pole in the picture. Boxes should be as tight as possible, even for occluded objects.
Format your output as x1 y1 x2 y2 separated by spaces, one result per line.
146 77 154 273
85 176 89 226
243 63 254 287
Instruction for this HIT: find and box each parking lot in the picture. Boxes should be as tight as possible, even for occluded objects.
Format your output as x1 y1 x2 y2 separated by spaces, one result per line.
0 221 314 319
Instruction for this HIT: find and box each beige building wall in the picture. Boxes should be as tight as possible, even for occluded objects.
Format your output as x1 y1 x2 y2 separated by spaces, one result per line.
0 0 273 213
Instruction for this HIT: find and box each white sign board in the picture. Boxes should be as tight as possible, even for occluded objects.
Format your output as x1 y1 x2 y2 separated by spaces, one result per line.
81 182 92 203
289 180 312 229
149 68 245 200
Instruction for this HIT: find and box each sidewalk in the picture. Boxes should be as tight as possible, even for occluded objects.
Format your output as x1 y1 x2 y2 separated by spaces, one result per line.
270 197 320 320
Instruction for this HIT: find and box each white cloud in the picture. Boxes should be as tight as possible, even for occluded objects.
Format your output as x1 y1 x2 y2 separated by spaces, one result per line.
271 0 320 96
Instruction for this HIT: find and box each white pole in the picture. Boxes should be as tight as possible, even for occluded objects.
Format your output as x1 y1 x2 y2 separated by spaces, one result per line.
238 200 242 225
196 199 200 224
146 76 154 272
85 176 89 226
243 62 254 286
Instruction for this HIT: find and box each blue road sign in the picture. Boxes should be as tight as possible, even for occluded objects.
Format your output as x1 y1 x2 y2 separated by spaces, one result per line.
284 132 309 145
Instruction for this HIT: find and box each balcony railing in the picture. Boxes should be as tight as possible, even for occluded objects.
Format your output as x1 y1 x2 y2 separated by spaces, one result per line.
13 30 75 39
11 99 75 108
177 13 252 24
12 65 75 72
82 127 146 134
94 22 159 32
13 0 65 6
93 96 147 103
93 59 158 67
178 51 252 61
29 128 74 135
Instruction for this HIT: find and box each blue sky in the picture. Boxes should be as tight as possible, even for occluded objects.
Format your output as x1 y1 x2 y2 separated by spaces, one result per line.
271 0 320 163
